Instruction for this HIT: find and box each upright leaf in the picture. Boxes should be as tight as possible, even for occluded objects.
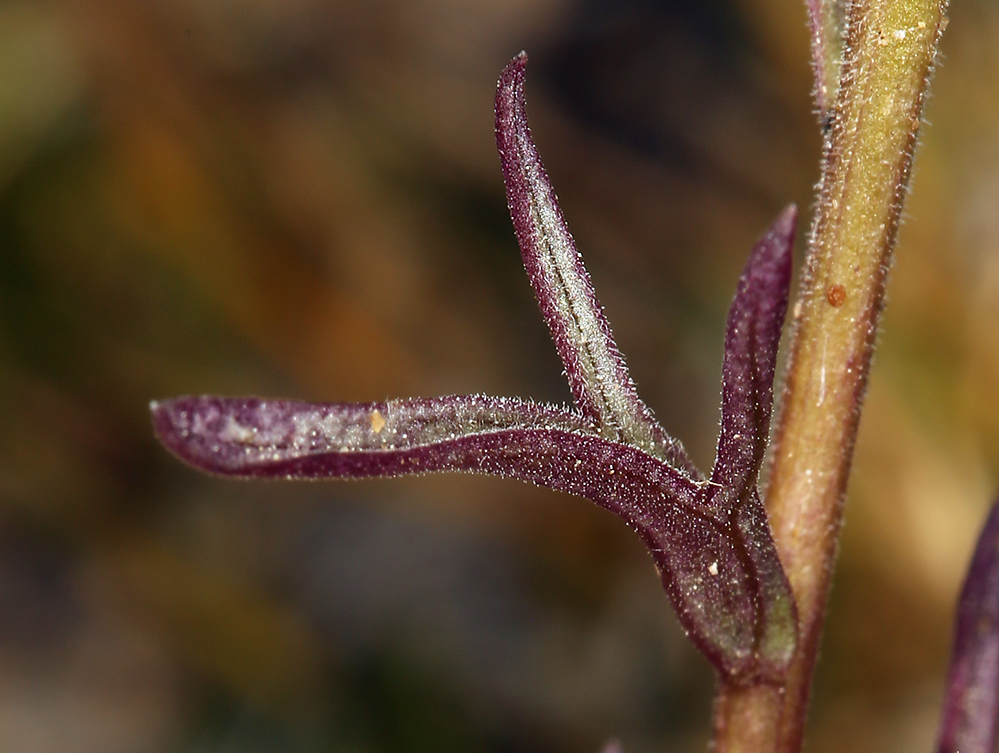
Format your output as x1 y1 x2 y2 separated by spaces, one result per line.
495 53 694 474
710 205 796 500
706 206 799 680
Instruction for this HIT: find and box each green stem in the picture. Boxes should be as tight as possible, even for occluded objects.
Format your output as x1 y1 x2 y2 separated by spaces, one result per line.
710 0 949 751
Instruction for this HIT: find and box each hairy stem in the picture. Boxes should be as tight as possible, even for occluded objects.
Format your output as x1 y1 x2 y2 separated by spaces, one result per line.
711 685 783 753
711 0 949 751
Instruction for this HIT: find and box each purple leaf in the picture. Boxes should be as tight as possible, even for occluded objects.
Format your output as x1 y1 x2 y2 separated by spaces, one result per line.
150 53 802 687
151 393 788 682
732 487 798 680
151 394 589 477
696 207 798 681
710 205 796 500
495 53 695 475
936 494 999 753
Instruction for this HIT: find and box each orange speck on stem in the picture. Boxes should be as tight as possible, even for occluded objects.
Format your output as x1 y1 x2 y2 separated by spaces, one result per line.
826 284 847 307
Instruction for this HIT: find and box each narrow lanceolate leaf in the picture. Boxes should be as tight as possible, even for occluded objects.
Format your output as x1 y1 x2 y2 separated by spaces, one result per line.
151 394 785 682
495 53 694 474
936 495 999 753
710 205 796 499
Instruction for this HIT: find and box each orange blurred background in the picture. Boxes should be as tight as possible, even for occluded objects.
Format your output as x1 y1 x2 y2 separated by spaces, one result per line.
0 0 996 751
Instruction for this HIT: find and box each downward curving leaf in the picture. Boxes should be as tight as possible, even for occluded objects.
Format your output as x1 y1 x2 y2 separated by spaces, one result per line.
152 394 770 680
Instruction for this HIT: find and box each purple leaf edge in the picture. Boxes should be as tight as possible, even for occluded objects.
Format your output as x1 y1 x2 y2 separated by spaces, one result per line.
936 493 999 753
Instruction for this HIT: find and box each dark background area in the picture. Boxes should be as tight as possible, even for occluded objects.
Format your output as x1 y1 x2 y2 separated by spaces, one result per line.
0 0 996 751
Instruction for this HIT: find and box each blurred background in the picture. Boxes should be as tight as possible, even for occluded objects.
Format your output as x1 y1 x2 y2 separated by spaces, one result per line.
0 0 996 751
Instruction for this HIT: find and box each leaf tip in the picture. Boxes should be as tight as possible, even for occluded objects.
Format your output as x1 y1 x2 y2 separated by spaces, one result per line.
751 203 796 302
150 397 191 461
773 203 798 242
498 51 528 93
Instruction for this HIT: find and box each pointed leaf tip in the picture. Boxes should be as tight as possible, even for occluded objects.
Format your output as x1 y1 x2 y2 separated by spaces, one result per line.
772 203 798 241
936 494 999 753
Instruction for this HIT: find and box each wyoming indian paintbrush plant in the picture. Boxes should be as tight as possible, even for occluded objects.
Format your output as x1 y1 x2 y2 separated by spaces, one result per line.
149 2 999 750
153 53 799 688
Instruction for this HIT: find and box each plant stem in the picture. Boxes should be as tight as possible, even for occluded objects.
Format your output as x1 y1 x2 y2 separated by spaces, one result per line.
711 685 783 753
710 0 948 751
